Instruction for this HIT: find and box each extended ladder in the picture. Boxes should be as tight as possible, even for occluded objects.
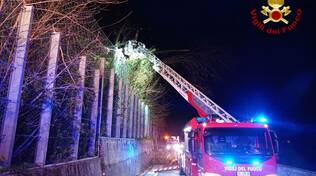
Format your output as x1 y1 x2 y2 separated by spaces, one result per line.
123 41 238 123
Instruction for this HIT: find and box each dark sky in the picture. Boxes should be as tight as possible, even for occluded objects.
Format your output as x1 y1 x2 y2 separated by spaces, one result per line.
100 0 316 169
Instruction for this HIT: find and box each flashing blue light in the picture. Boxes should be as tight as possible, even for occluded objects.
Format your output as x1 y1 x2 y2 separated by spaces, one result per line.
259 117 268 123
225 159 234 165
253 114 269 124
196 117 209 124
127 145 135 158
252 160 261 166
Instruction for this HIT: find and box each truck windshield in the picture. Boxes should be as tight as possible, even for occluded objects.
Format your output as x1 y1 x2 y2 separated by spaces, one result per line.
204 128 273 156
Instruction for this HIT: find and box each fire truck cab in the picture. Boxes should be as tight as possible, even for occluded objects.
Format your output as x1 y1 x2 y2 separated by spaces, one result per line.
180 117 279 176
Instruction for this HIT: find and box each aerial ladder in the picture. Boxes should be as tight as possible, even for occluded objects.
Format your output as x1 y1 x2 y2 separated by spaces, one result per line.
120 41 281 176
121 40 238 123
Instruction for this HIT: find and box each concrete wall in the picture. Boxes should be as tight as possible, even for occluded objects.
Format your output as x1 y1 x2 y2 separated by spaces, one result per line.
278 164 316 176
2 138 153 176
4 157 102 176
100 137 154 176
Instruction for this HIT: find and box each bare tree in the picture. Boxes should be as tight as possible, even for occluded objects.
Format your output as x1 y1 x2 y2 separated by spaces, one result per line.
0 0 124 166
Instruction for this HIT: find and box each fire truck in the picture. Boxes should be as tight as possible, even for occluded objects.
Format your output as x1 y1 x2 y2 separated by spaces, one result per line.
122 41 279 176
180 117 279 176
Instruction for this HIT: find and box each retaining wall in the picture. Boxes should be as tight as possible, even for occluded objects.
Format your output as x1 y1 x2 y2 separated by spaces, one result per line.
2 138 153 176
2 157 101 176
100 137 154 176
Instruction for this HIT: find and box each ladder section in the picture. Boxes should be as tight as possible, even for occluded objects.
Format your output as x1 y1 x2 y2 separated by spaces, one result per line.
124 41 238 123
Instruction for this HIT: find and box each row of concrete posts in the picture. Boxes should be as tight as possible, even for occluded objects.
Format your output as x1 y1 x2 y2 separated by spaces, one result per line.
0 5 152 168
106 70 152 140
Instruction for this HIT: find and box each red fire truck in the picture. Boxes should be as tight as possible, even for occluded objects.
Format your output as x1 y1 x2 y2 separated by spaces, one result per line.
123 41 279 176
180 117 279 176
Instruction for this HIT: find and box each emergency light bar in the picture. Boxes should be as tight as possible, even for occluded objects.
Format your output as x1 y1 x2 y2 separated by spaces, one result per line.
196 117 209 124
251 114 269 125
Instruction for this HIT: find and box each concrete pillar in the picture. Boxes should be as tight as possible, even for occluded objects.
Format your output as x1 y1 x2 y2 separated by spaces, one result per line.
96 58 105 153
139 102 143 138
115 78 123 138
70 56 86 160
35 32 61 166
136 98 139 138
133 96 138 138
144 104 147 137
137 99 142 138
144 105 149 137
87 69 100 156
0 6 33 167
148 109 152 137
128 94 135 138
141 102 145 138
122 85 129 138
105 69 115 137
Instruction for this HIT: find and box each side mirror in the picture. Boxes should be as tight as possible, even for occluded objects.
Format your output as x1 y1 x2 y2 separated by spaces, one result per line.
270 131 279 154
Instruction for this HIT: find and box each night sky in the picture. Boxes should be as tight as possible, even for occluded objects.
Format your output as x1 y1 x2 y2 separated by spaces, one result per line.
100 0 316 170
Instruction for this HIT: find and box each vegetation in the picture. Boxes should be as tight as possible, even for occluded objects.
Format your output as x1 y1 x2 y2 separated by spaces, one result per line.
0 0 124 167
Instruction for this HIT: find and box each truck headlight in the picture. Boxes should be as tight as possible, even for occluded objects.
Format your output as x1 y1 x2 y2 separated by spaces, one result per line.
166 144 171 150
172 144 184 153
